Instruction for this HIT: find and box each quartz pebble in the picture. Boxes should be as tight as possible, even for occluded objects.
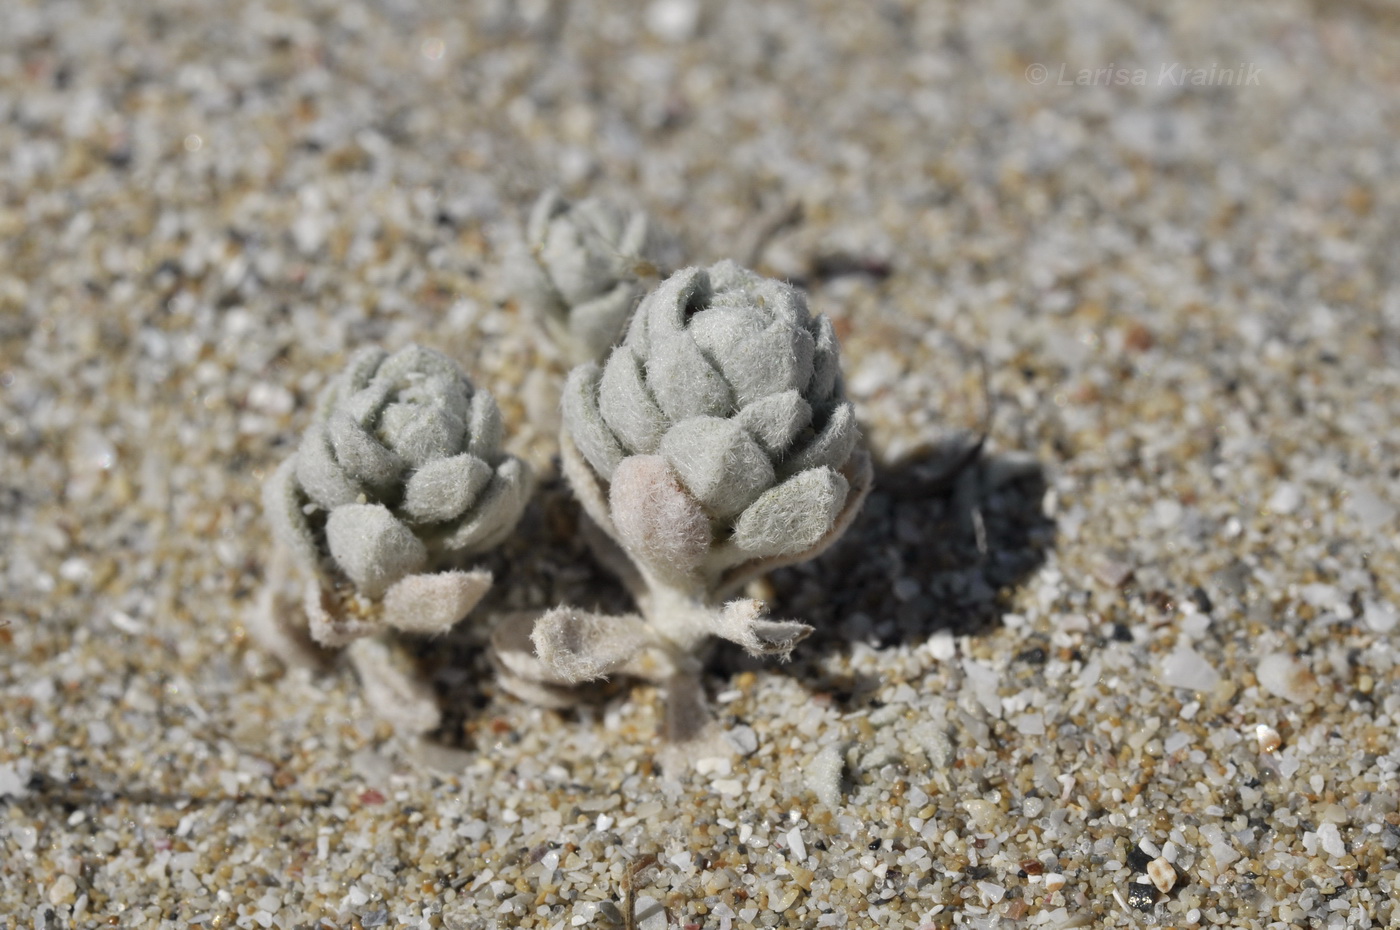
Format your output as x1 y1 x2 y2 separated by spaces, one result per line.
1146 857 1176 894
1256 653 1320 704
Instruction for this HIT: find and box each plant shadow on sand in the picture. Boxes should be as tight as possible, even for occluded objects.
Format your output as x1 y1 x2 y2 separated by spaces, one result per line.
407 469 638 749
406 444 1054 748
721 444 1056 711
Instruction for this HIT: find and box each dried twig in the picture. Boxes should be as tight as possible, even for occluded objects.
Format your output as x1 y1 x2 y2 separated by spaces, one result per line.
621 854 660 930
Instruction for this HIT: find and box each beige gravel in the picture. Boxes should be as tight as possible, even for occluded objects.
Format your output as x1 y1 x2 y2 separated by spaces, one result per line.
3 0 1400 927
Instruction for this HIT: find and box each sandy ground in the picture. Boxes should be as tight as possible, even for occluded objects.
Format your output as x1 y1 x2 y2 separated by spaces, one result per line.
3 0 1400 927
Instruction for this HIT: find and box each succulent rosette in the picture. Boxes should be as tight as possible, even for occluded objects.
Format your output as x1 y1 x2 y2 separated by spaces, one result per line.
510 189 660 363
495 261 871 753
262 344 531 649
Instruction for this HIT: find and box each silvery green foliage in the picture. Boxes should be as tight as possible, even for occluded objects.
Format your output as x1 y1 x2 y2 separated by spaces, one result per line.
263 344 530 648
504 262 872 760
510 189 660 363
562 260 870 616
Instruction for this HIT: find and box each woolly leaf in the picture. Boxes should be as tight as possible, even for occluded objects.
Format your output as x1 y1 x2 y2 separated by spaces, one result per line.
438 457 531 554
375 344 464 385
617 208 650 258
494 666 586 709
342 345 390 393
622 283 653 357
401 453 493 523
736 390 812 456
687 303 764 360
659 416 774 519
782 401 858 477
706 259 762 294
492 613 563 684
708 272 810 333
807 314 840 403
569 283 639 363
600 347 667 454
378 402 464 467
710 598 813 660
382 569 492 635
692 310 815 407
732 466 849 558
525 188 567 244
263 458 321 570
463 390 503 461
396 373 472 425
531 606 655 683
519 190 661 363
538 210 618 307
645 333 733 421
296 425 361 509
314 346 387 420
638 266 707 340
328 410 403 491
325 503 428 598
492 613 588 708
338 382 393 427
572 197 631 253
609 455 710 577
562 364 624 480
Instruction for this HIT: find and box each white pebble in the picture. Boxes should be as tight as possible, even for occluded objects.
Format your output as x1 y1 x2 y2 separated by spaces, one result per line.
1256 653 1318 704
962 660 1003 717
635 896 667 930
1163 731 1193 754
926 632 956 661
696 756 732 777
1209 841 1240 868
712 778 743 797
1346 485 1395 531
807 745 845 807
725 725 759 756
1317 822 1345 858
1363 599 1397 634
645 0 700 42
962 798 1000 830
0 761 31 799
1147 857 1176 894
59 558 90 583
1267 483 1301 514
1160 643 1220 692
48 875 77 905
787 827 806 863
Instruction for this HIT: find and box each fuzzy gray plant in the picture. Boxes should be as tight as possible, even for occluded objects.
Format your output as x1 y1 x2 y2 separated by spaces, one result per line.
494 261 871 756
509 189 662 363
261 344 531 653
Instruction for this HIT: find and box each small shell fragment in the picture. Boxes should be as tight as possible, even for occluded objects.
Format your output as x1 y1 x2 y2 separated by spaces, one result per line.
1255 723 1282 754
1147 856 1177 894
